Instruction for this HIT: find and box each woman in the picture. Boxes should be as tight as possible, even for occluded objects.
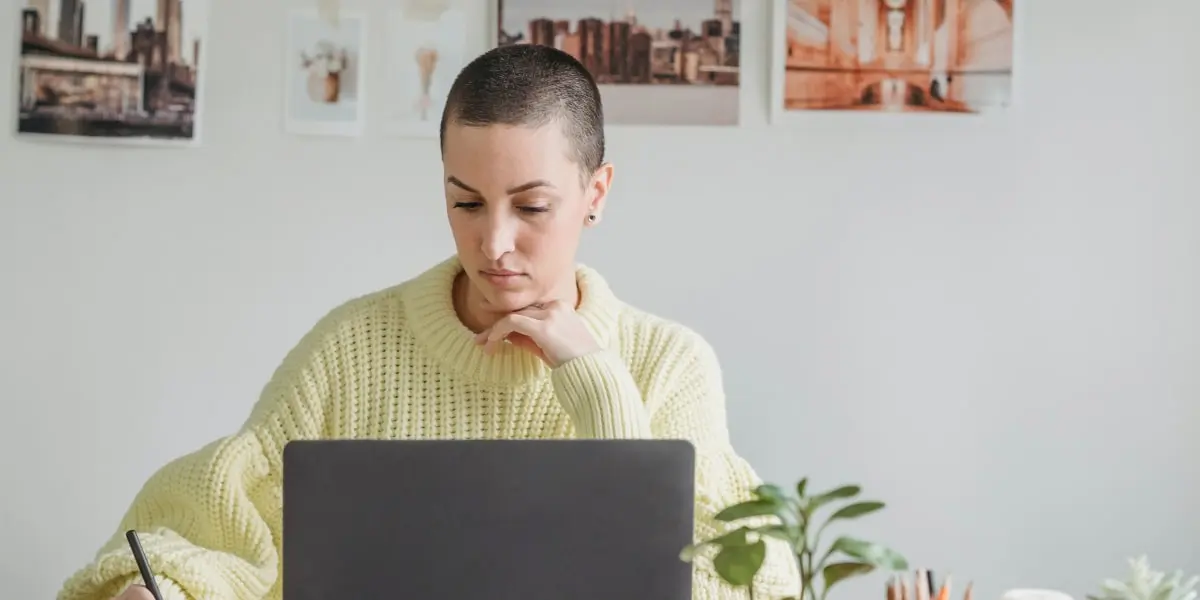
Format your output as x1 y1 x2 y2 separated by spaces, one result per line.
60 44 798 600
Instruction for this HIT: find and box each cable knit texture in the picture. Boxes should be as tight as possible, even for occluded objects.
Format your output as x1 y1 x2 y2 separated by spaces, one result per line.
58 256 800 600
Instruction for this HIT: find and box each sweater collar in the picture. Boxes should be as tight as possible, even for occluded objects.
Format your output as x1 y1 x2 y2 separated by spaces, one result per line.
401 255 622 385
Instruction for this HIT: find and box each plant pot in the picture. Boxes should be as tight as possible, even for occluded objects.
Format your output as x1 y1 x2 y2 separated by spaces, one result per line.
323 72 340 103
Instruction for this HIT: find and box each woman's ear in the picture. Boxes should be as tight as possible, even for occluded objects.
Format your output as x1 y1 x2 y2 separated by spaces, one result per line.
586 162 614 223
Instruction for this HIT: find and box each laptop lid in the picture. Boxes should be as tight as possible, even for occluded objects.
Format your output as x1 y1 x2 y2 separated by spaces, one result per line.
282 439 696 600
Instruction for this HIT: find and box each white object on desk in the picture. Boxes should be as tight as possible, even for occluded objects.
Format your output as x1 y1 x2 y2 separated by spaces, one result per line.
1002 589 1075 600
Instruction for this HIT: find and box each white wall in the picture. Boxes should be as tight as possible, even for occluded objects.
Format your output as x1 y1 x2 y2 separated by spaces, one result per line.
2 0 1198 599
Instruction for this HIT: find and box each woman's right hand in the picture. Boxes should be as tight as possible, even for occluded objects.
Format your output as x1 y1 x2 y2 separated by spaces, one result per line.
112 585 155 600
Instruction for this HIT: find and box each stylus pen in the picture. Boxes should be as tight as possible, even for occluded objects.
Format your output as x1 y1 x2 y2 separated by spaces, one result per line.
125 530 164 600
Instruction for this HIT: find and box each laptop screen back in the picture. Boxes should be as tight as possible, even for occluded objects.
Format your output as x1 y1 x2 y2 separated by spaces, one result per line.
282 438 696 600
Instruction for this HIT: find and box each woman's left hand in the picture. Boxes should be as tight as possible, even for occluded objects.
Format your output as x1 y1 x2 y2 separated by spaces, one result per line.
474 300 600 368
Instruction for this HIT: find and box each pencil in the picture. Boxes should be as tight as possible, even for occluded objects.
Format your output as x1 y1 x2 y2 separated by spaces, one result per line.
964 581 974 600
125 530 163 600
916 569 931 600
936 575 953 600
901 575 911 600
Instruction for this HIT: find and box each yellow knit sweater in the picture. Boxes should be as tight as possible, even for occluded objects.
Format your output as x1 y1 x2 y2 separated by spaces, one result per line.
58 256 799 600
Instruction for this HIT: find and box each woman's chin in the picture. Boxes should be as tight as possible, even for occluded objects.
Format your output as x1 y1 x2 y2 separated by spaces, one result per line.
481 289 538 313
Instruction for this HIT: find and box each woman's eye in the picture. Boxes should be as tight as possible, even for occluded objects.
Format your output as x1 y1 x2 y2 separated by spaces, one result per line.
518 206 549 214
453 201 482 211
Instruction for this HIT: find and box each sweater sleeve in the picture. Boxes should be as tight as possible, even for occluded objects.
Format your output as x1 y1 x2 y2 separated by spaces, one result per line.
649 333 801 600
550 349 653 438
57 322 338 600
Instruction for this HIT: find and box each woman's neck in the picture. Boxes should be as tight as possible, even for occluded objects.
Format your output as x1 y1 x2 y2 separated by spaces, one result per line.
452 270 580 334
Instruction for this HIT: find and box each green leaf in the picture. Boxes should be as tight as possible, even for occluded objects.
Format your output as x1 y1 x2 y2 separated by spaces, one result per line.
828 537 908 570
681 526 757 562
715 499 787 523
755 484 792 503
756 523 800 544
713 539 767 587
754 484 807 528
796 478 809 498
827 501 885 521
680 527 753 562
822 561 875 590
712 527 754 546
810 485 861 508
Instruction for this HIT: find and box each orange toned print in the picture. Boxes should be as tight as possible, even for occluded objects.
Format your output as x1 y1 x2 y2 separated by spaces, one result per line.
783 0 1015 113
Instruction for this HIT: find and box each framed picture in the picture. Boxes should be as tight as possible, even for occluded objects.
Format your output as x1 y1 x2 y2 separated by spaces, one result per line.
382 7 468 138
495 0 742 126
770 0 1019 123
14 0 209 147
284 9 368 137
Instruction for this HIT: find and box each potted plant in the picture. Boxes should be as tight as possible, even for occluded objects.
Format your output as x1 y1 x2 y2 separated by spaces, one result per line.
300 40 349 104
681 478 909 600
1087 556 1198 600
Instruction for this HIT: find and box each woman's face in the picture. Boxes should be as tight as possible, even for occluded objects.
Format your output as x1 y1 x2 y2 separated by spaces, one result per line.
442 121 612 313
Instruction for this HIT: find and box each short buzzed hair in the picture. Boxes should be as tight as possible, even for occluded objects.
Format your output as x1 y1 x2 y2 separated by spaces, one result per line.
439 44 605 180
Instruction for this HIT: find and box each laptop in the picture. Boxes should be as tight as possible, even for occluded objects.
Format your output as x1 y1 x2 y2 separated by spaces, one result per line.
282 438 696 600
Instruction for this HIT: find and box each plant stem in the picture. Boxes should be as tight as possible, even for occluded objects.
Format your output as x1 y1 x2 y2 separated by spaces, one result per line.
794 551 805 600
796 548 818 600
804 551 817 600
813 546 833 578
796 550 807 600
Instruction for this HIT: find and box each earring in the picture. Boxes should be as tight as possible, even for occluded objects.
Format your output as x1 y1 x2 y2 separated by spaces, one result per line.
588 214 597 223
